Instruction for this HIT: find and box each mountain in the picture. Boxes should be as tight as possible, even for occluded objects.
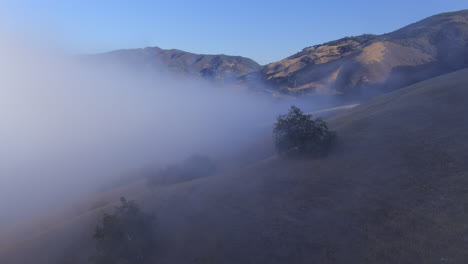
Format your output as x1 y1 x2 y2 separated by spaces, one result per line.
89 10 468 97
3 68 468 263
261 10 468 96
93 47 262 83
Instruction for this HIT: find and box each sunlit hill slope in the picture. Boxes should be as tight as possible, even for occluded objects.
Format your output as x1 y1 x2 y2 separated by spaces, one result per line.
260 10 468 96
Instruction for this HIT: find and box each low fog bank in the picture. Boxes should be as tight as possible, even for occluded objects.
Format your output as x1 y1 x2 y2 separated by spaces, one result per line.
0 25 349 228
0 31 287 226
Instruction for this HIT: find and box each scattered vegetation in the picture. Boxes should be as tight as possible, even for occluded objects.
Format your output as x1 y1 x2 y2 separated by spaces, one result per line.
274 106 336 157
90 197 155 264
147 154 216 186
318 34 382 47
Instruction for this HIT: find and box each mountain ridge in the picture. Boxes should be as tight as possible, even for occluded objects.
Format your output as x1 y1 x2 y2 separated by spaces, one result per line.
260 9 468 96
91 9 468 98
92 46 262 84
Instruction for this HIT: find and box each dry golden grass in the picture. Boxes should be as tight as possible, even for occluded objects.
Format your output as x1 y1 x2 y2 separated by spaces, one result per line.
263 39 435 94
262 10 468 95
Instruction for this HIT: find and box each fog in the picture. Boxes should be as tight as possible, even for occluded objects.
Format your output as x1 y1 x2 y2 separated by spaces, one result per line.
0 29 290 226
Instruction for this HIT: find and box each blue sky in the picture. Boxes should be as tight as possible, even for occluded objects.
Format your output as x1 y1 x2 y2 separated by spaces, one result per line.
2 0 467 64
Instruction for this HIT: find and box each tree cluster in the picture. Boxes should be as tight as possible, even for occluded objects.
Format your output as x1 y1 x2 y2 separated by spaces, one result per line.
274 106 336 157
91 197 155 264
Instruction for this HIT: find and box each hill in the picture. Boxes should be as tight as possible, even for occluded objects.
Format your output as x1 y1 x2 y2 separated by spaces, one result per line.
261 10 468 96
91 10 468 98
92 47 262 83
2 68 468 263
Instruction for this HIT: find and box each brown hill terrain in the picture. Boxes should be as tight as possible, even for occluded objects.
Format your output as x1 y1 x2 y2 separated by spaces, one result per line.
2 68 468 263
92 47 261 83
261 10 468 96
91 10 468 98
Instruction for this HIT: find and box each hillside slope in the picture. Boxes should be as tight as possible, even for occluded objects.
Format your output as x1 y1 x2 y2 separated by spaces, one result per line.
261 10 468 96
92 47 261 83
88 10 468 97
2 69 468 263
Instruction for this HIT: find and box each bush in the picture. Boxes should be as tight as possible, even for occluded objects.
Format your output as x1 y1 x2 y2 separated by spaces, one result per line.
147 154 216 186
90 197 155 264
273 106 336 157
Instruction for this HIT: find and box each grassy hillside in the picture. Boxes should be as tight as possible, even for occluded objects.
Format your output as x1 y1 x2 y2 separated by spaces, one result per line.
2 69 468 263
261 10 468 97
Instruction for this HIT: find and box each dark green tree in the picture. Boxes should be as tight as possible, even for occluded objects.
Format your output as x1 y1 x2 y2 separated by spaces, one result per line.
273 106 336 157
90 197 155 264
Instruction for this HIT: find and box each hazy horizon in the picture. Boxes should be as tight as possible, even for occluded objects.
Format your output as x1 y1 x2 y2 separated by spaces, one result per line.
1 1 467 64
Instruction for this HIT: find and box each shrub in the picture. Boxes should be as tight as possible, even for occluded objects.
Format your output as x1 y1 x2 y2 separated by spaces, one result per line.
147 154 216 186
273 106 336 157
90 197 155 264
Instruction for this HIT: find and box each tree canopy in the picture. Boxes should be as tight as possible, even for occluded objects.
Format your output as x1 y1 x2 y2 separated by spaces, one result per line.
90 197 155 264
273 106 336 157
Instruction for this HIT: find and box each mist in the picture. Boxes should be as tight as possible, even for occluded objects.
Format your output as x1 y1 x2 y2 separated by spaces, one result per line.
0 29 287 226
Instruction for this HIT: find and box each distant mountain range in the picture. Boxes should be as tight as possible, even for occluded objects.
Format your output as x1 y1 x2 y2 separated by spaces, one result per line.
93 10 468 97
93 47 261 83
